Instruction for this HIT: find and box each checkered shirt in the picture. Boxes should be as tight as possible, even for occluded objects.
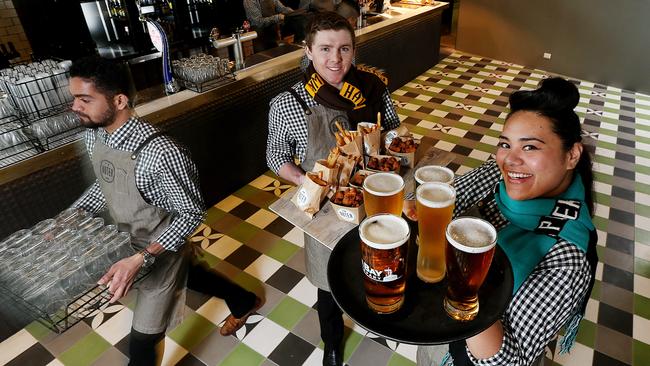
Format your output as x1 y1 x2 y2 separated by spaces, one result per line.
266 81 400 173
73 117 205 252
243 0 292 29
453 160 592 366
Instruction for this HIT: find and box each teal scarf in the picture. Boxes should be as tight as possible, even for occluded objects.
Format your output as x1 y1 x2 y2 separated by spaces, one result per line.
495 175 594 293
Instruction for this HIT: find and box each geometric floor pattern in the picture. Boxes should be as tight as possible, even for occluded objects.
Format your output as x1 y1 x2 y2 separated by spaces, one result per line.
1 51 650 365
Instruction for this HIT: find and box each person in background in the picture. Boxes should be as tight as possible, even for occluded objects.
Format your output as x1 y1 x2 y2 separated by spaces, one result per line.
69 56 262 366
417 77 598 366
266 11 399 366
244 0 296 51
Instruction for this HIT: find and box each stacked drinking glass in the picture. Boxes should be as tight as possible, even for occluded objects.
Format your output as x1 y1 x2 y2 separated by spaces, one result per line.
0 208 134 315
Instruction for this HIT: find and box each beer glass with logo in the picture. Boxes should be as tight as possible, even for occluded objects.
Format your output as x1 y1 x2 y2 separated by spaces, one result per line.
416 182 455 283
444 217 497 321
414 165 454 188
359 213 410 314
363 172 404 216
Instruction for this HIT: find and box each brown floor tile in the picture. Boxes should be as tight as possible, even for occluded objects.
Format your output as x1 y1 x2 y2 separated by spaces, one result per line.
91 346 128 366
41 321 92 356
594 325 633 365
599 282 634 313
601 247 634 273
246 230 281 255
191 329 238 366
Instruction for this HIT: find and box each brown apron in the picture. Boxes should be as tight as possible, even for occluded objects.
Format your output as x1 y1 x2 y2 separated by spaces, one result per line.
289 89 350 291
92 131 188 334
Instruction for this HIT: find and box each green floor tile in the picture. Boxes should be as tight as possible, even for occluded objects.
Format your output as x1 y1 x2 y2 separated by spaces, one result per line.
593 172 614 186
633 339 650 366
637 228 650 246
219 343 264 366
637 203 650 218
58 331 111 366
233 185 259 200
227 221 260 243
593 216 608 232
387 352 417 366
575 318 596 348
266 239 300 263
233 271 264 294
591 280 601 300
593 192 611 207
342 327 364 362
195 249 221 269
636 257 650 278
634 294 650 320
266 296 310 330
167 313 215 351
637 164 650 176
25 321 52 341
205 207 227 226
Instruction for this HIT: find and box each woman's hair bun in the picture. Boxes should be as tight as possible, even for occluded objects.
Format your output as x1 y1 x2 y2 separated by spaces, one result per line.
509 77 579 113
538 77 579 111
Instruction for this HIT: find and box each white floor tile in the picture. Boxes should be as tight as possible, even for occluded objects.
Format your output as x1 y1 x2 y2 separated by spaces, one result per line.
287 277 318 307
196 297 231 326
46 359 64 366
636 242 650 262
635 274 650 299
633 315 650 345
0 329 37 365
584 298 599 323
552 341 593 365
160 337 188 366
303 347 324 366
242 318 288 357
95 307 134 345
205 235 242 260
215 195 244 212
244 254 283 282
395 342 418 362
637 192 650 206
283 226 305 247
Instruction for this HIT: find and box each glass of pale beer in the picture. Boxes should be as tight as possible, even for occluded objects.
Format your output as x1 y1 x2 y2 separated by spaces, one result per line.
416 182 456 283
414 165 454 188
363 172 405 216
444 217 497 321
359 213 410 314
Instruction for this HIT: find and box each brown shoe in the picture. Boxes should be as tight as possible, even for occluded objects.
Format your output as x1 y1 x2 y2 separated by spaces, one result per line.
219 297 263 336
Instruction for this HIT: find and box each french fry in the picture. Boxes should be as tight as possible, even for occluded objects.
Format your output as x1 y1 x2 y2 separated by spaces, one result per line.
308 171 328 186
335 120 345 135
326 147 339 167
376 112 381 129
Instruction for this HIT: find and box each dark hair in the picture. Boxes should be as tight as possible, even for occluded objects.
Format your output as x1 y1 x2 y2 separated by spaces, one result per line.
508 77 594 216
69 56 135 107
305 11 356 49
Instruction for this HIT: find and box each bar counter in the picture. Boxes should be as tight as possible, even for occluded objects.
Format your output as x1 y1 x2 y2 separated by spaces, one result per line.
0 3 447 239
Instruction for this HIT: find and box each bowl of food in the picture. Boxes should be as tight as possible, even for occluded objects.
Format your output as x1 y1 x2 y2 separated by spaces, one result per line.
387 137 419 168
366 155 401 174
349 169 375 189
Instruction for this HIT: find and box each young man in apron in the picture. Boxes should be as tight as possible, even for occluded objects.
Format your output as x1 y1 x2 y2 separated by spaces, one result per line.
68 56 262 366
266 12 400 366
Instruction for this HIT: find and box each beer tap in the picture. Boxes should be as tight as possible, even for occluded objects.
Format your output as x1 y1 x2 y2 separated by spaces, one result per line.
210 27 257 71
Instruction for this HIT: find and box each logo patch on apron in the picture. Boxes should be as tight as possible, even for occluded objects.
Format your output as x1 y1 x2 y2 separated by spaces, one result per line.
100 160 115 183
329 115 350 134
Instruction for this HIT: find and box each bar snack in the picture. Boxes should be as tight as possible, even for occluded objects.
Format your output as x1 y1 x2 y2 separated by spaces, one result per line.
291 171 330 218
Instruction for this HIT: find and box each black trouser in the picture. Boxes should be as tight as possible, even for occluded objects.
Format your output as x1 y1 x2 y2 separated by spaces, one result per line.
317 289 344 349
128 260 258 365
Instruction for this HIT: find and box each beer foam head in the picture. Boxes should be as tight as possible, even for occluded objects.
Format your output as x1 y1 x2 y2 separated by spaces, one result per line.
363 172 404 197
415 166 454 185
416 182 456 208
359 214 410 249
446 217 497 253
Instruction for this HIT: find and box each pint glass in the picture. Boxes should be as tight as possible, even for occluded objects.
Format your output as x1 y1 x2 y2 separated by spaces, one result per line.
359 213 410 314
363 172 404 216
416 182 455 283
414 165 454 187
444 217 497 321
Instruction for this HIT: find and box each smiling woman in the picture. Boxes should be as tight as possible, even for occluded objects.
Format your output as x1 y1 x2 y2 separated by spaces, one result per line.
417 78 599 366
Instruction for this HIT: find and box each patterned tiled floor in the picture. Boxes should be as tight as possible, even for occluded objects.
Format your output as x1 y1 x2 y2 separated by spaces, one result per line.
1 51 650 365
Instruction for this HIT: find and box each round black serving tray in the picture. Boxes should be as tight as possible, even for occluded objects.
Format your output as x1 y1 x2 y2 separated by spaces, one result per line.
328 227 513 345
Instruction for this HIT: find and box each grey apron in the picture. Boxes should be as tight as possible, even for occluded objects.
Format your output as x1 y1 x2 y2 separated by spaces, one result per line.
92 131 188 334
289 89 350 291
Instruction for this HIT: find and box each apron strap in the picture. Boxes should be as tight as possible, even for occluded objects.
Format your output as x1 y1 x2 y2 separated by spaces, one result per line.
288 88 312 116
131 132 165 160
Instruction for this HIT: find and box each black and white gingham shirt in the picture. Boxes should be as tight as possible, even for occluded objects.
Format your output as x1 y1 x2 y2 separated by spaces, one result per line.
73 117 205 252
243 0 292 29
266 81 400 173
452 160 592 366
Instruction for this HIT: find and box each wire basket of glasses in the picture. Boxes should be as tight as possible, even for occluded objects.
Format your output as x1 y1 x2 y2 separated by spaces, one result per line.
0 59 73 122
0 113 42 168
0 208 150 333
27 110 83 150
172 53 236 93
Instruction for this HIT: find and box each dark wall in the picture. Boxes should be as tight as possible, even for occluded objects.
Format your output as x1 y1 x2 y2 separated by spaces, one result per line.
456 0 650 94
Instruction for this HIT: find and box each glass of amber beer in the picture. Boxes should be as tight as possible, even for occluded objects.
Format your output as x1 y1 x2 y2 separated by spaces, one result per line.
359 213 410 314
444 217 497 321
363 173 405 216
414 165 454 188
416 182 455 283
